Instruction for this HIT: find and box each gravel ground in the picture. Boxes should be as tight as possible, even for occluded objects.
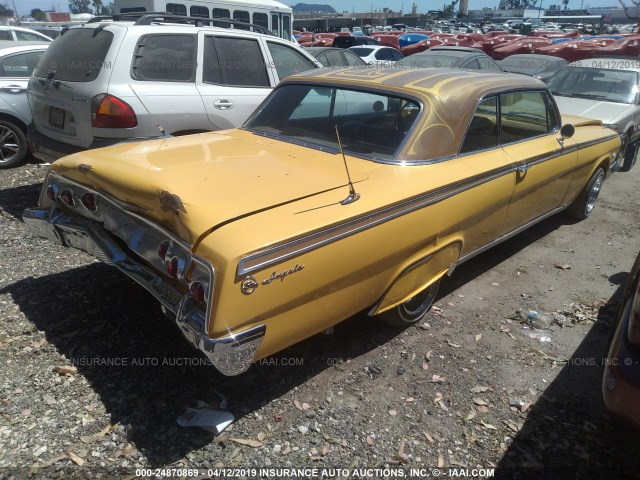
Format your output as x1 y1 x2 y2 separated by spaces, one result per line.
0 154 639 480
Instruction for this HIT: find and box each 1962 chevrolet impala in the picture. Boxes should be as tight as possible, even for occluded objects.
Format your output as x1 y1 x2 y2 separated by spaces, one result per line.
23 68 620 376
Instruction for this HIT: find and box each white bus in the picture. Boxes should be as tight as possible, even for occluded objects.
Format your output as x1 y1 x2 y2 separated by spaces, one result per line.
113 0 293 40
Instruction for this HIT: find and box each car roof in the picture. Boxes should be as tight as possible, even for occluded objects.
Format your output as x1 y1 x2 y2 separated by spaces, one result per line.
349 45 393 51
428 46 484 54
284 67 545 161
570 57 640 71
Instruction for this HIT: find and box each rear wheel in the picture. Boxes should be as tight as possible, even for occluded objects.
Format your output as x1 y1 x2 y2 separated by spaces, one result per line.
378 279 440 327
0 120 27 169
567 167 605 220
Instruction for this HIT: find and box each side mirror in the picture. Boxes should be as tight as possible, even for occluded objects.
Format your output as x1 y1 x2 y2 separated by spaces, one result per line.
560 124 575 139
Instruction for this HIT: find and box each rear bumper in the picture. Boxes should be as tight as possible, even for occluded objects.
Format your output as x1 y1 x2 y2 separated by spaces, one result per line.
22 207 265 376
27 124 164 163
603 298 640 428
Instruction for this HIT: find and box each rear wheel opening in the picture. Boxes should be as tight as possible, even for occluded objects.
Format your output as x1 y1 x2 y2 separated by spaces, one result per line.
377 279 441 327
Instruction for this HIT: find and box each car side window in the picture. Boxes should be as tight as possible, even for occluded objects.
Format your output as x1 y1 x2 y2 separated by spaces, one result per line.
212 8 230 28
0 51 44 77
203 36 269 87
390 49 404 61
15 31 47 41
459 97 499 154
344 51 364 66
322 49 343 66
0 30 11 41
266 42 315 80
463 58 481 70
131 34 196 82
375 48 393 61
500 91 551 144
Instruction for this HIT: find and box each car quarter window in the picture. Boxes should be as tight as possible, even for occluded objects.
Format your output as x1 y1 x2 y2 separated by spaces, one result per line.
131 34 196 82
266 42 316 80
459 96 498 154
320 49 343 66
0 51 44 77
203 36 269 87
246 84 420 161
500 91 553 144
15 31 47 41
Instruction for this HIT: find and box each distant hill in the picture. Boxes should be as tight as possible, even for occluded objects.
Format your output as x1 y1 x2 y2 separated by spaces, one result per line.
292 3 336 13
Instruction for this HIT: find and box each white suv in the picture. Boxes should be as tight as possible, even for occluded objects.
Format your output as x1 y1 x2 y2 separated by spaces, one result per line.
27 14 321 162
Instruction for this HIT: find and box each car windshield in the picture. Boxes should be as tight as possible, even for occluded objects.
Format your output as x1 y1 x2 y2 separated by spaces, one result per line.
547 67 639 104
244 84 420 161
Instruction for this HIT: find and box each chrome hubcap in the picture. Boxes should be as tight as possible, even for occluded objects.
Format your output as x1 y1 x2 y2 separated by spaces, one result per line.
0 126 19 164
401 282 438 317
586 171 604 214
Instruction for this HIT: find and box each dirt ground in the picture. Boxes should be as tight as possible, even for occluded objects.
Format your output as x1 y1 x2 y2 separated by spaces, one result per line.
0 154 639 480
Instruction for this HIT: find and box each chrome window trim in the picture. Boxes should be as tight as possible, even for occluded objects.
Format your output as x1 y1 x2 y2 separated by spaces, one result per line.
237 163 516 276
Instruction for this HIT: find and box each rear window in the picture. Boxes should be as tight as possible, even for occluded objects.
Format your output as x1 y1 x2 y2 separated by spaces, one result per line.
34 28 113 82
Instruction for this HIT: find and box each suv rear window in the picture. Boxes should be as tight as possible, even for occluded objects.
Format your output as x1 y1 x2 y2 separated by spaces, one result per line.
34 28 113 82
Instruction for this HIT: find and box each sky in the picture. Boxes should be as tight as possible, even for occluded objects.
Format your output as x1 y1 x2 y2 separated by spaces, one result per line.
12 0 623 17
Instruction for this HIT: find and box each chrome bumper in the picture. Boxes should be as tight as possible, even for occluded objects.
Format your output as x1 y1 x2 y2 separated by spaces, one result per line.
22 207 265 376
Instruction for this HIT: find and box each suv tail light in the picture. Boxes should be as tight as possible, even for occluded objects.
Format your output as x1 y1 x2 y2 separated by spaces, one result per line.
627 280 640 346
91 94 137 128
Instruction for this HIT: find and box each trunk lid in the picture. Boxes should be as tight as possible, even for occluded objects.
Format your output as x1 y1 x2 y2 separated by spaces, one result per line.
52 129 372 244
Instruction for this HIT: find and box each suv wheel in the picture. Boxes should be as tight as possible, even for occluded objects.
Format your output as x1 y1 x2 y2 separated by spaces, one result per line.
0 120 28 169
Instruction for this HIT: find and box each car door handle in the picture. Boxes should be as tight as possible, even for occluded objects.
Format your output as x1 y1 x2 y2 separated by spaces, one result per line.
516 164 529 175
0 85 26 93
213 99 234 110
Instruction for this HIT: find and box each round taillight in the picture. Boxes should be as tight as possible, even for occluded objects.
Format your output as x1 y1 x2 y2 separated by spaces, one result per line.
189 281 207 302
158 240 172 261
60 189 74 206
166 256 185 279
46 185 58 201
81 193 97 211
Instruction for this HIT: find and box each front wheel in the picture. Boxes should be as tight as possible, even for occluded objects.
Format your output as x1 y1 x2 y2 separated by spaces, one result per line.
566 167 605 220
0 120 28 169
377 279 440 327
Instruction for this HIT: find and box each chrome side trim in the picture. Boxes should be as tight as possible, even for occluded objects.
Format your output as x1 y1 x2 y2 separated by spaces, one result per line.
578 134 620 149
22 207 264 376
455 202 570 267
237 163 515 276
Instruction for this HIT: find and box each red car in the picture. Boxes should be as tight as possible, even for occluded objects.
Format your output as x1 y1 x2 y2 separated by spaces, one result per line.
535 38 617 62
604 250 640 429
401 39 444 56
597 37 640 57
492 38 553 60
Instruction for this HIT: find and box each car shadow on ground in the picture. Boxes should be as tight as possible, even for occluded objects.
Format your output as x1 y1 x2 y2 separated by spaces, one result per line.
0 261 410 466
493 273 640 479
1 204 604 467
0 182 42 219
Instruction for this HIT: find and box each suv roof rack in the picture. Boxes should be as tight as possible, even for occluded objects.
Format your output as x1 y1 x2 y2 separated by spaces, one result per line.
87 12 274 36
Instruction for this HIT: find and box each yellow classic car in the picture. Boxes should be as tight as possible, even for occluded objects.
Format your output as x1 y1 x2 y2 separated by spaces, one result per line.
23 68 620 376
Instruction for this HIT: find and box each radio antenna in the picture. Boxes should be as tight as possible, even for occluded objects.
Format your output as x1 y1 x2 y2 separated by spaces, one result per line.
128 84 170 137
335 125 360 205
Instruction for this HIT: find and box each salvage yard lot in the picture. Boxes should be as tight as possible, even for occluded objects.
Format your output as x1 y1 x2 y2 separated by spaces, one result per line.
0 157 639 478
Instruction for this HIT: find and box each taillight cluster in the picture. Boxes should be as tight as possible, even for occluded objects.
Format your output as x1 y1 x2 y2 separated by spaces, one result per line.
158 240 186 280
158 240 208 303
47 184 98 212
91 94 137 129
